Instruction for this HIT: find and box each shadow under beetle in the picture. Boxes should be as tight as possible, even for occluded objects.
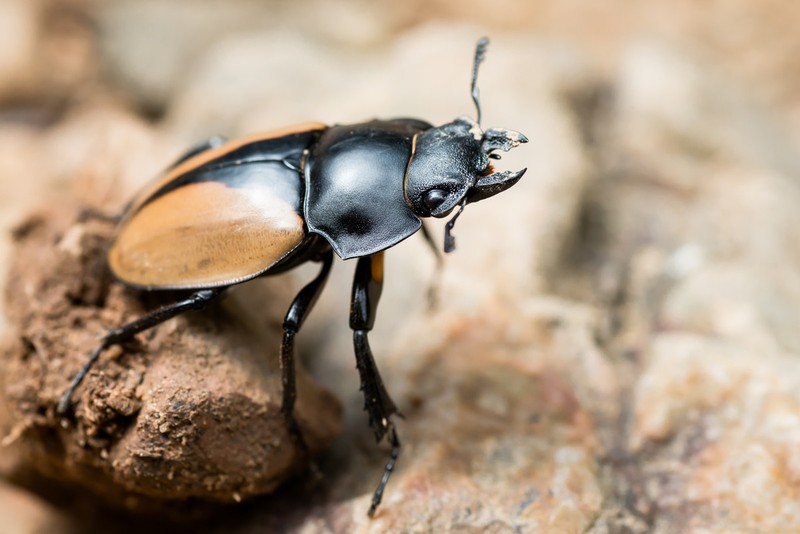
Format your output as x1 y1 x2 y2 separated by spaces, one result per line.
58 37 527 516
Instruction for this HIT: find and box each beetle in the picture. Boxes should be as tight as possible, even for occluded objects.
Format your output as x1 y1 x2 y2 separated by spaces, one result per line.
57 38 527 516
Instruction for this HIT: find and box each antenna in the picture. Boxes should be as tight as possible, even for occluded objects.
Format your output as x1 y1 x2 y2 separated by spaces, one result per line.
471 37 489 127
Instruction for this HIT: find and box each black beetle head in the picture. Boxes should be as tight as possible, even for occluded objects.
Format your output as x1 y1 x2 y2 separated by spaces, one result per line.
404 117 527 218
403 38 528 252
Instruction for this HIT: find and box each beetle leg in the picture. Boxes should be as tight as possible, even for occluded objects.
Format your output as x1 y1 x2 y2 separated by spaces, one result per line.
369 424 399 517
420 221 443 264
350 252 402 516
279 250 333 457
419 222 444 308
167 135 228 169
57 288 221 415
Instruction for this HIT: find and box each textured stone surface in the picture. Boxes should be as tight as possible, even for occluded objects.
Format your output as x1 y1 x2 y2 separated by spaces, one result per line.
0 480 73 534
2 205 342 511
0 1 38 100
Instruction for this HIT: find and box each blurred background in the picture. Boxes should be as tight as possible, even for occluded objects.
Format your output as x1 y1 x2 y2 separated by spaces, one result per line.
1 1 800 532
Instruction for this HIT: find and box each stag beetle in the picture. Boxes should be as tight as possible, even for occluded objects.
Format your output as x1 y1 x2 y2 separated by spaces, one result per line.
58 37 527 516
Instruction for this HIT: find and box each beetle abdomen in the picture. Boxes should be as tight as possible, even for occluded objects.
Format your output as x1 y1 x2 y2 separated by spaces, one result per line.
109 126 325 289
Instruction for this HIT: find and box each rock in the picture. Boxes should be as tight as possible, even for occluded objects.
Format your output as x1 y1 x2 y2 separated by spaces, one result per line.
0 118 342 513
164 30 360 140
0 104 175 329
572 40 800 532
97 0 407 115
0 0 38 101
630 333 800 532
368 297 612 532
97 0 271 114
0 480 74 534
0 124 45 335
0 0 97 107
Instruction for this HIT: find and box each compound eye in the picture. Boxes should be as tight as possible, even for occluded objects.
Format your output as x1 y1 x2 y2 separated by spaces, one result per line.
423 189 447 212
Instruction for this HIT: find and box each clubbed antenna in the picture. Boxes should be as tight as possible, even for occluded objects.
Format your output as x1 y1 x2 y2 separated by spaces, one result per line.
471 37 489 127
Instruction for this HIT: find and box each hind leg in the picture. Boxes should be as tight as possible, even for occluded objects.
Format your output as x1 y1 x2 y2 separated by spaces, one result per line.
279 250 334 455
57 288 222 414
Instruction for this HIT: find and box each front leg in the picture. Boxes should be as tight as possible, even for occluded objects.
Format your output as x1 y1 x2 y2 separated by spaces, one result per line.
350 252 401 516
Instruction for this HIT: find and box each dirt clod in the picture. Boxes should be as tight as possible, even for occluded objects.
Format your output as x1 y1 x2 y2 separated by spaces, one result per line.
0 204 342 513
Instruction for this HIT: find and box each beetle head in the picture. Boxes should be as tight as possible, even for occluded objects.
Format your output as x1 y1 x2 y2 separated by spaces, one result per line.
403 38 527 252
404 117 527 219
